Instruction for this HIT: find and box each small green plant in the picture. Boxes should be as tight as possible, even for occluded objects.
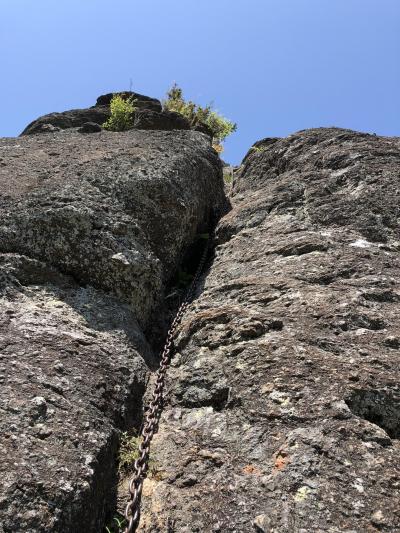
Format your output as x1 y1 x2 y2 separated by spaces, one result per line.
118 432 140 472
163 84 236 150
223 167 234 184
102 94 136 131
206 111 236 145
105 433 163 532
118 432 161 478
250 145 268 153
105 513 126 533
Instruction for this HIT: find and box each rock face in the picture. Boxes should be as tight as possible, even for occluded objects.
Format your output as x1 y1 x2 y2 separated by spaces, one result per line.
0 124 224 531
0 129 222 326
21 91 163 136
133 109 191 131
21 105 111 136
2 116 400 532
95 92 162 111
140 128 400 532
20 92 204 138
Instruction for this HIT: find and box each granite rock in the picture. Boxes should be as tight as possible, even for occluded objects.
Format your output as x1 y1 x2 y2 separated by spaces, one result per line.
139 128 400 532
0 124 224 531
21 92 162 136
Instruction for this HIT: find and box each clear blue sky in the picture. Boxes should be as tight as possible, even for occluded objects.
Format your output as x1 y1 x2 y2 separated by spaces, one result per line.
1 0 399 164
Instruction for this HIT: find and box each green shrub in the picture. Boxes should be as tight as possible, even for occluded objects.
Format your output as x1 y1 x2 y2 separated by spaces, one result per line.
163 84 236 149
105 513 126 533
118 432 140 472
206 111 236 144
117 432 160 477
102 94 136 131
223 167 234 184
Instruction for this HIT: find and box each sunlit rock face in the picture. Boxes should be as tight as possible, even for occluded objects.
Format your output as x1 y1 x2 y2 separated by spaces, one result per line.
139 128 400 532
0 128 223 326
2 113 400 532
0 117 224 532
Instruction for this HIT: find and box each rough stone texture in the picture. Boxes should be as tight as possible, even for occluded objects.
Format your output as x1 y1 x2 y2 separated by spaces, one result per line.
95 92 162 112
193 122 213 138
78 122 103 134
0 129 223 327
20 92 213 138
21 92 163 136
0 126 224 531
133 110 191 132
21 106 112 136
0 254 151 532
140 128 400 532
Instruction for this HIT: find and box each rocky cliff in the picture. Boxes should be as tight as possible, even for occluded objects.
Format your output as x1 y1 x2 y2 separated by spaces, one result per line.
0 96 399 533
139 128 400 532
0 94 224 532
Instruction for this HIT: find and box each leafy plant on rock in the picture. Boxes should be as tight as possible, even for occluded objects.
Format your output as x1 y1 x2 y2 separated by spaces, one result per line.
118 432 161 478
105 513 126 533
102 94 136 131
163 83 236 151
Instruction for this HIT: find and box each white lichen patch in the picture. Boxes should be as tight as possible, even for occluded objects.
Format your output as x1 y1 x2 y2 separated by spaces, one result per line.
349 239 372 248
294 485 313 502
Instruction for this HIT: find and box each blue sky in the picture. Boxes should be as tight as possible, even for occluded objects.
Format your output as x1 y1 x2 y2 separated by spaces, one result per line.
1 0 399 164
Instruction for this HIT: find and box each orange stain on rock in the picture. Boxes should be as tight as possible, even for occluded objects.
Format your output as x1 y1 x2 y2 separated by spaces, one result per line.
243 464 262 475
273 452 290 472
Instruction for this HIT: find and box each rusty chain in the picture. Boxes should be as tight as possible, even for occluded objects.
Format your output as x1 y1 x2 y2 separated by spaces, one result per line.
124 225 213 533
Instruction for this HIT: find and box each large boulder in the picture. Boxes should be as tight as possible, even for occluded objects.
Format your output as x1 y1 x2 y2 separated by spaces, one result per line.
20 91 162 136
0 253 151 532
0 129 223 326
20 106 111 136
133 109 191 131
0 126 224 531
139 128 400 532
95 91 162 112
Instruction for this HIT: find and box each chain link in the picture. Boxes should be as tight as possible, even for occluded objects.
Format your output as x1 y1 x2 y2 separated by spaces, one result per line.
124 228 213 533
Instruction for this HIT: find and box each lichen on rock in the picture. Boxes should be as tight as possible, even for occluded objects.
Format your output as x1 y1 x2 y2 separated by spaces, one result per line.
2 108 400 532
0 110 224 531
139 128 400 532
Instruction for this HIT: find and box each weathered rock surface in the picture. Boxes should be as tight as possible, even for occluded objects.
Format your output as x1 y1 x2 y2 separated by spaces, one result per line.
140 128 400 532
95 92 162 112
21 92 162 136
0 125 224 531
133 110 191 131
20 92 216 139
0 129 222 326
0 254 151 532
21 105 112 136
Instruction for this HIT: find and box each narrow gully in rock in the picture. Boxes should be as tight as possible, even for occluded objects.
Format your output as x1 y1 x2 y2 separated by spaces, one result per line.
109 210 224 532
2 95 400 532
0 111 226 532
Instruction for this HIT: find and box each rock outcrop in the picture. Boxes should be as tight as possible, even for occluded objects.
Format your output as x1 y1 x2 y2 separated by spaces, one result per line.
139 128 400 532
2 108 400 533
20 92 197 137
0 121 224 531
21 92 163 136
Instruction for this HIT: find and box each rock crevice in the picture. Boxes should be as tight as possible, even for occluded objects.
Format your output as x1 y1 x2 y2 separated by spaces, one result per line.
2 115 400 532
139 128 400 533
0 116 224 532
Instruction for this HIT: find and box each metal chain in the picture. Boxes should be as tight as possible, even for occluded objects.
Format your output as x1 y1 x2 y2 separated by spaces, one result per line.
124 229 212 533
